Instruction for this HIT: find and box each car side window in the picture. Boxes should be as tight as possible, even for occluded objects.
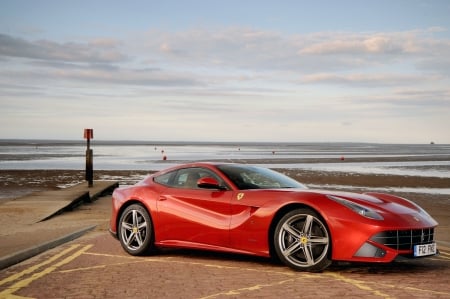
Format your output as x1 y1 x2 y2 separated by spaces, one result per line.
154 167 229 189
174 168 201 188
177 167 229 189
153 171 173 186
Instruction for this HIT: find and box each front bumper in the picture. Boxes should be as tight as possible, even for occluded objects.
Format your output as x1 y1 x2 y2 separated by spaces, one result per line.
353 227 437 261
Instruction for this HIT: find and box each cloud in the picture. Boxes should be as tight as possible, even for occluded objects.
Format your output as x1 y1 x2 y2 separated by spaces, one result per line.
0 33 126 63
337 88 450 117
52 68 200 87
300 73 441 87
1 27 450 142
299 33 413 55
2 27 450 89
298 28 448 56
389 89 450 108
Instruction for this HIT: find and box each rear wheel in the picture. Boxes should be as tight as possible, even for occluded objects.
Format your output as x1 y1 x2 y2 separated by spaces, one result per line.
118 204 154 255
274 208 331 271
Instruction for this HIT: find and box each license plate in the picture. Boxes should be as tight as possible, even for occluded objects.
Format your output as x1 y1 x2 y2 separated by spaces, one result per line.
414 243 436 257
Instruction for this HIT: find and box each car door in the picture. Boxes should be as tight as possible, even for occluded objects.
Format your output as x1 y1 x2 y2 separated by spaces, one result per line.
155 167 233 248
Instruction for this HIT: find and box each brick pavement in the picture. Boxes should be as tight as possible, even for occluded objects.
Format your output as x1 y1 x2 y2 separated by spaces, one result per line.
1 231 449 299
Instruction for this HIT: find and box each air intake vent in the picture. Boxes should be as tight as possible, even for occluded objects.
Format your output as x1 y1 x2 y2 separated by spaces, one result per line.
370 228 434 250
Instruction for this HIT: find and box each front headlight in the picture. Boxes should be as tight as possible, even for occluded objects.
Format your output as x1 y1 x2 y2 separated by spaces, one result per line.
328 195 384 220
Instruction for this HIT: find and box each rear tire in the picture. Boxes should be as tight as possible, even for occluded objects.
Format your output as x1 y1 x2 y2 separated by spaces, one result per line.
118 204 154 255
274 208 331 272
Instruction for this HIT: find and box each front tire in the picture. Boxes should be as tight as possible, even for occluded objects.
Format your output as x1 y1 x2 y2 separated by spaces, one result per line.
118 204 154 255
274 208 331 272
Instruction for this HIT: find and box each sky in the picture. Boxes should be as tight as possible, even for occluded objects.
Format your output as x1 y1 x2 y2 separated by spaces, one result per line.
1 0 450 143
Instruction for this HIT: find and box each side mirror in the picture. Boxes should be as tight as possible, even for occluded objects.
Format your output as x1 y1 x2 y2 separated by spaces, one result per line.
197 177 226 190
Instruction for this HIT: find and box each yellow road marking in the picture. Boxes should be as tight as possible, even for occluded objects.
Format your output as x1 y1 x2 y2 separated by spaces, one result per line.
199 278 296 299
364 280 450 296
402 286 450 296
0 244 81 287
77 252 297 277
324 272 393 299
0 244 92 298
83 252 138 258
0 294 33 299
62 253 296 277
59 260 144 273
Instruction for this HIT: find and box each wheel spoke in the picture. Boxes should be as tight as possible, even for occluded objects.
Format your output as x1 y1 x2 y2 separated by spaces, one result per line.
282 241 302 257
125 231 136 246
122 210 145 247
309 236 329 245
132 210 139 226
302 215 313 235
282 222 301 239
135 231 143 246
121 222 133 230
138 221 147 230
302 244 315 265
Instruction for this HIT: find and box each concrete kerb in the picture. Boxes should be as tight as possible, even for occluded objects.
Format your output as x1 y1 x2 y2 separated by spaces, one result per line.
39 191 91 222
88 181 119 202
0 225 96 270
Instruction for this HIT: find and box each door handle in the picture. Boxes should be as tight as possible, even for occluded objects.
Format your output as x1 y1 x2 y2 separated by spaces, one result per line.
158 196 167 201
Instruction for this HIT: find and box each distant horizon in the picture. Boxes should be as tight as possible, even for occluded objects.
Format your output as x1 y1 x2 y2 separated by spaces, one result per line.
0 138 445 146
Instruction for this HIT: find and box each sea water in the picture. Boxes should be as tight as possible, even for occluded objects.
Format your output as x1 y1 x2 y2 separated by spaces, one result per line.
1 140 449 178
1 140 449 195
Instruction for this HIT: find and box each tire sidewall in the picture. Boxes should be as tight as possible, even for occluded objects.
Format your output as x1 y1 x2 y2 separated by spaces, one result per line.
274 208 331 272
118 203 154 256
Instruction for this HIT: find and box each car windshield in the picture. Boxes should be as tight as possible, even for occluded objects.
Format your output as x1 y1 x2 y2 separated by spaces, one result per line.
217 164 307 190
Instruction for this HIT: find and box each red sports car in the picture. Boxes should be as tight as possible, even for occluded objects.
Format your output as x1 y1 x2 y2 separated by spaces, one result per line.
109 162 438 271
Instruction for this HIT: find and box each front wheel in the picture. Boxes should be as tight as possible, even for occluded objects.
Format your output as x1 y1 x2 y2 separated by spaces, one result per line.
274 208 331 272
118 204 154 255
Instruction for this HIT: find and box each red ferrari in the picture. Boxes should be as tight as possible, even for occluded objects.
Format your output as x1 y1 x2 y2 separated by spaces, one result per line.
109 162 438 271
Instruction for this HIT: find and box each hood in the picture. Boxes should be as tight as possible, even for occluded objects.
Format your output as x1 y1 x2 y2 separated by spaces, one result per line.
307 189 438 227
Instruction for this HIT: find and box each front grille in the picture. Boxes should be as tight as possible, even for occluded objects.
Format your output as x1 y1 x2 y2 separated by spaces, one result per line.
370 228 434 250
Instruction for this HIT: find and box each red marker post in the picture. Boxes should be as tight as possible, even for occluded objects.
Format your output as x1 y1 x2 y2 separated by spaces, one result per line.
84 129 94 187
